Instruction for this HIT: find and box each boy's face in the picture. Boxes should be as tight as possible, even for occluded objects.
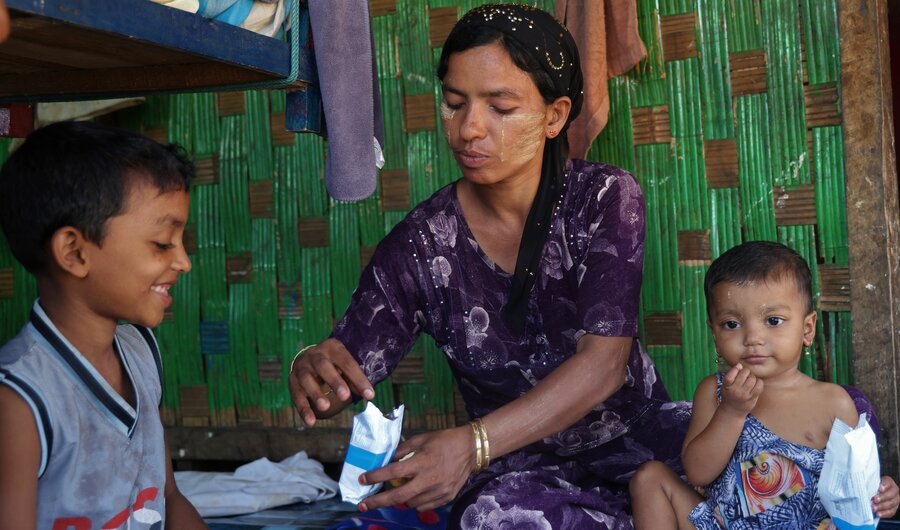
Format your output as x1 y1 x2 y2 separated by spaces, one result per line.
82 180 191 328
707 276 816 384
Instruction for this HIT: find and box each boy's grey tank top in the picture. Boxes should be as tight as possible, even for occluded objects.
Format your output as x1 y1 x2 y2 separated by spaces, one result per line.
0 302 167 529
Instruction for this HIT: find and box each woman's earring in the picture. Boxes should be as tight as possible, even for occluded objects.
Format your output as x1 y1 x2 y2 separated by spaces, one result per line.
803 345 811 356
715 351 724 365
548 129 557 138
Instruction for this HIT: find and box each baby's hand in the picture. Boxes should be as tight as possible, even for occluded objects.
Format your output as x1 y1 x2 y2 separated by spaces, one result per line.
720 364 763 417
872 475 899 519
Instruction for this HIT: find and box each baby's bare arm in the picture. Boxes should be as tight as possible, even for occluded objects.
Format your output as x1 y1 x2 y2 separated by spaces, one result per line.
682 369 757 486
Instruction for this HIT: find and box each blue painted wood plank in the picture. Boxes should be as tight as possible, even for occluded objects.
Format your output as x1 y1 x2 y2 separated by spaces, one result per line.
6 0 301 78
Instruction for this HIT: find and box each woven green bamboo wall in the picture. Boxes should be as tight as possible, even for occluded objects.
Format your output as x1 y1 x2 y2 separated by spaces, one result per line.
592 0 852 400
0 0 852 431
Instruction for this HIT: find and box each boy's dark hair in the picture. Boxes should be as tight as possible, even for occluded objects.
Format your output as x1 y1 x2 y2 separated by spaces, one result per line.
0 120 194 273
704 240 814 315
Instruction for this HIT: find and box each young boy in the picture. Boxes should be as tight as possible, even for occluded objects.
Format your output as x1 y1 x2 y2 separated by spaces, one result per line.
0 121 207 529
629 241 899 529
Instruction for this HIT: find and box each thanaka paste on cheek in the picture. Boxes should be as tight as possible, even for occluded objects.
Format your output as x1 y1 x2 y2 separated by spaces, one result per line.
440 101 456 144
499 112 545 164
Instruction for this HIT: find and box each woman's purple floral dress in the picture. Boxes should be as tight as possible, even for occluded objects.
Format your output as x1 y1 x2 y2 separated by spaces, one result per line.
332 160 691 529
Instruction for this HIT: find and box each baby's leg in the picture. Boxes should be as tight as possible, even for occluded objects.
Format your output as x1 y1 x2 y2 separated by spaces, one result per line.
630 460 703 530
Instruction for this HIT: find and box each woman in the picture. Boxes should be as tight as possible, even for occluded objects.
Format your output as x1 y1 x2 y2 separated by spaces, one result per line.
289 4 690 528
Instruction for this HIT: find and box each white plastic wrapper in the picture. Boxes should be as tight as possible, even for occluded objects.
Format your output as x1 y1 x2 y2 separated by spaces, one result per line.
339 401 405 504
818 413 881 530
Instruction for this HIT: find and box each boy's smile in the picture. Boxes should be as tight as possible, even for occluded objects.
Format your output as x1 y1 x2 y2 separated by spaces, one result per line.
707 276 816 384
82 180 191 328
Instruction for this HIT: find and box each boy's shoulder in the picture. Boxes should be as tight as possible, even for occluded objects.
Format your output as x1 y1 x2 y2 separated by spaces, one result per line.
0 322 41 369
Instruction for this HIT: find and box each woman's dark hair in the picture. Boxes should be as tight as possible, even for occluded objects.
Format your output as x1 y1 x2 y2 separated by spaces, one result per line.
438 25 558 106
0 120 195 273
704 240 814 316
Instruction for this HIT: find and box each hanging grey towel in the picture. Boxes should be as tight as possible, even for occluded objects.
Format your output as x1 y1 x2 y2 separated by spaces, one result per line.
308 0 384 201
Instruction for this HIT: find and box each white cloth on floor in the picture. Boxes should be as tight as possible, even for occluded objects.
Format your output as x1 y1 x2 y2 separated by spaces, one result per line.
175 451 338 517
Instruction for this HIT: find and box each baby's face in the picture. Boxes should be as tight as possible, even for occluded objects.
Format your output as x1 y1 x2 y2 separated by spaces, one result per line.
707 277 816 384
81 181 192 328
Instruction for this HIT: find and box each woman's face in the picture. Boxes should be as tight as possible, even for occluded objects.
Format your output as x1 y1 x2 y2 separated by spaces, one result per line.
440 41 552 186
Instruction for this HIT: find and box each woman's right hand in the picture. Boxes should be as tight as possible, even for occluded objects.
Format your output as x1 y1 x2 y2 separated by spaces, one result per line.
720 363 763 417
288 338 375 426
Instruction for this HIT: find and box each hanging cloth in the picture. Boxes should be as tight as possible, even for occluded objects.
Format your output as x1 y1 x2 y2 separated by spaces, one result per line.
556 0 647 159
308 0 385 201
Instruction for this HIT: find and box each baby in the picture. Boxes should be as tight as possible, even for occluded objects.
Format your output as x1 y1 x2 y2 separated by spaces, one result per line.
629 241 899 528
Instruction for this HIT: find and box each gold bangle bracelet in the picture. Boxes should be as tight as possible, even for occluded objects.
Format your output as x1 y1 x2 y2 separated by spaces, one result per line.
289 344 316 375
470 420 483 472
474 418 490 469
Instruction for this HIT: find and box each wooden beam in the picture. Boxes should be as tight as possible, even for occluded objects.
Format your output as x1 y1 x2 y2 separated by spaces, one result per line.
5 0 294 76
839 0 899 478
0 63 285 100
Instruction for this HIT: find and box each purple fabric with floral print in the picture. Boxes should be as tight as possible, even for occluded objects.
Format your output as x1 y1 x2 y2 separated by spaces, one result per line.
332 160 692 529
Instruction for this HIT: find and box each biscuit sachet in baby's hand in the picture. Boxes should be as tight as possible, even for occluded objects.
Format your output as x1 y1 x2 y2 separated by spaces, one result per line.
339 401 404 504
817 413 880 530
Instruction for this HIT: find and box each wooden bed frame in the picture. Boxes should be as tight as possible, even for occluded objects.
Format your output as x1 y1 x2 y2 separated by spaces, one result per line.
0 0 324 137
0 0 313 101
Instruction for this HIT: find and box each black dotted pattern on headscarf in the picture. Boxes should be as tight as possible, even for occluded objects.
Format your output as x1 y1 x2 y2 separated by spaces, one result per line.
450 4 584 334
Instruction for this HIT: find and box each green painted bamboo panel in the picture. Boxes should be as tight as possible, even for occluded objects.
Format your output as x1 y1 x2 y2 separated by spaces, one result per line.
0 0 858 429
245 91 274 181
380 79 408 171
728 0 763 53
636 0 665 83
221 157 251 253
735 94 777 240
673 137 710 230
295 136 328 216
634 143 679 312
192 93 221 157
252 219 280 356
681 266 715 394
274 144 303 281
330 201 362 318
592 77 636 174
762 0 809 187
813 126 849 265
195 185 228 321
230 283 260 408
697 0 733 140
667 59 703 138
802 0 840 85
826 312 853 385
408 132 437 206
167 94 194 152
397 0 434 96
709 188 741 258
660 0 694 16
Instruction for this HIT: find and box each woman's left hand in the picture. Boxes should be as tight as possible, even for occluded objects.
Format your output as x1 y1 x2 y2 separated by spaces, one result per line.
357 425 476 512
872 475 899 519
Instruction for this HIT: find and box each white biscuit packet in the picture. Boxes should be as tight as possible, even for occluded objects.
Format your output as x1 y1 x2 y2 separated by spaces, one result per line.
818 413 880 530
339 401 404 504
